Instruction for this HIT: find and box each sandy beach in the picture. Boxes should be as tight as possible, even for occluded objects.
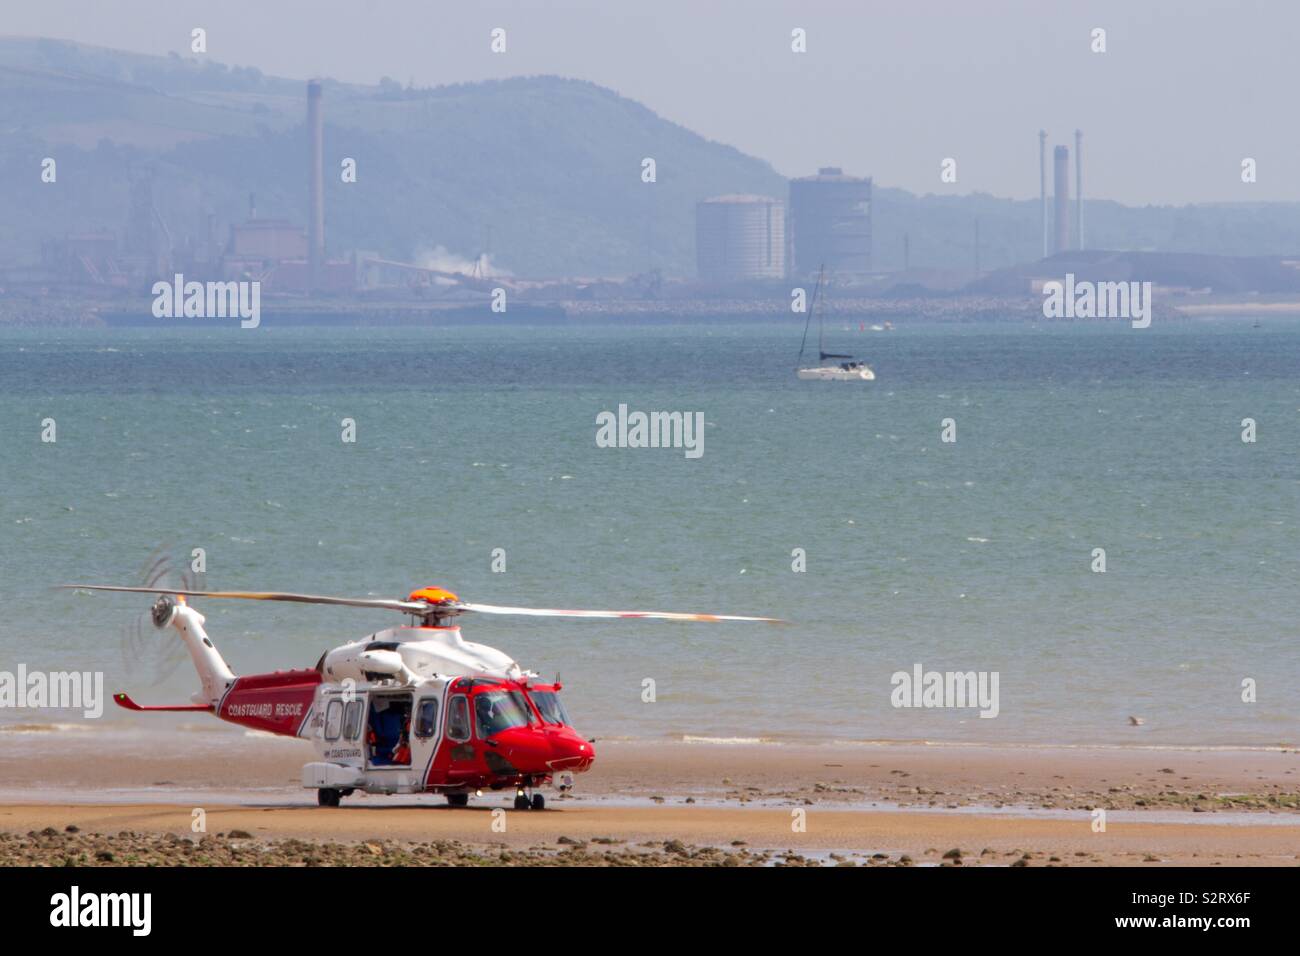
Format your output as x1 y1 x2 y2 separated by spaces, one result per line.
1 733 1296 866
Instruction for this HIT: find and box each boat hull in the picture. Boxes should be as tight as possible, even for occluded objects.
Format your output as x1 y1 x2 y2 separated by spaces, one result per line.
797 366 875 381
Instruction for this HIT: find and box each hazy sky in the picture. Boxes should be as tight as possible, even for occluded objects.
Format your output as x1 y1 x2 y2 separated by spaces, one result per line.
7 0 1296 205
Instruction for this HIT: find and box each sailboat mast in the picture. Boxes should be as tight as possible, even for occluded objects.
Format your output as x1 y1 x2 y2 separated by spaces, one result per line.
816 267 826 357
796 265 824 368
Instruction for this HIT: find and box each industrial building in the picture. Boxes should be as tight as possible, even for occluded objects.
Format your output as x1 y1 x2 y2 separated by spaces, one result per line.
695 194 785 282
227 209 308 261
788 167 872 280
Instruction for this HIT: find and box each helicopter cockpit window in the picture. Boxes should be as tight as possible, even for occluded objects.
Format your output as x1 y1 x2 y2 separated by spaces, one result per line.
447 696 470 742
324 699 343 741
529 690 571 727
415 698 439 739
474 690 533 739
342 700 363 740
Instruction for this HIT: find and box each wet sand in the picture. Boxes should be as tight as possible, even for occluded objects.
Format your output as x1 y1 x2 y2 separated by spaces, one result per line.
0 733 1296 865
1 732 1296 812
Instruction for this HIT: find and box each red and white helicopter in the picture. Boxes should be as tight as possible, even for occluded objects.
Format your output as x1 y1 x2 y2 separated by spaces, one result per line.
64 583 778 809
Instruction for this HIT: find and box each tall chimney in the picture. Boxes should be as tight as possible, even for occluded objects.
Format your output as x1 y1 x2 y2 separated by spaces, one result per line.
1039 130 1048 258
307 79 324 290
1074 129 1083 251
1053 145 1070 255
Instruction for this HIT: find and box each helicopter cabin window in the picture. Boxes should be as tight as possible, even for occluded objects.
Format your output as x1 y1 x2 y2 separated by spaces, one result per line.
414 698 439 739
530 690 571 727
447 696 470 742
342 699 363 740
474 690 534 739
324 699 343 741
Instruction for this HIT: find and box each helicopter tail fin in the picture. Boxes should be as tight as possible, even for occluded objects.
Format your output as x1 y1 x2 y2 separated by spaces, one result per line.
155 596 237 707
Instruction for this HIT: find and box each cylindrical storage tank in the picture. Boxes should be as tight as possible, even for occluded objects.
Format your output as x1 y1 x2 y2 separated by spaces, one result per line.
788 167 872 280
695 194 786 282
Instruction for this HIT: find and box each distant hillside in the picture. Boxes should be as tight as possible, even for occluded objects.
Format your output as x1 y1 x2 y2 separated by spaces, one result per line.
0 37 785 277
2 37 1300 278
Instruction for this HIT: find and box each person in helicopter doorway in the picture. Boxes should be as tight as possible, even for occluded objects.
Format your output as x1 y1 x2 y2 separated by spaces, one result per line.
391 716 412 766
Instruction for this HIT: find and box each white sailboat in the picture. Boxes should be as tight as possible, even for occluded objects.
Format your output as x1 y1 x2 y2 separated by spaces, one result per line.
796 266 875 381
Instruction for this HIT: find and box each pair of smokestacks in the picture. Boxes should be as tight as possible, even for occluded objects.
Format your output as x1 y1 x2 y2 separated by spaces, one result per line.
1039 130 1083 257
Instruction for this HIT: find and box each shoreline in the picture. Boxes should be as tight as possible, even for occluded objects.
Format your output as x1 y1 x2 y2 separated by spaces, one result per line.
2 718 1294 752
3 734 1296 806
9 293 1297 328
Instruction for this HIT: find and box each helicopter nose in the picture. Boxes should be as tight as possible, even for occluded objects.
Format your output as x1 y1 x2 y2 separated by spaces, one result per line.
549 727 595 772
494 727 594 774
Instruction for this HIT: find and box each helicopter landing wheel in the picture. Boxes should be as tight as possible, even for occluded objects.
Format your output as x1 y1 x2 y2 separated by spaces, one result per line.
514 793 530 811
317 788 341 808
530 792 545 811
445 792 469 808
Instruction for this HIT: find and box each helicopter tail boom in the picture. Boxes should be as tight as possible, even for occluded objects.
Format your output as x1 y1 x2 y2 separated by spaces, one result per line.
158 597 321 736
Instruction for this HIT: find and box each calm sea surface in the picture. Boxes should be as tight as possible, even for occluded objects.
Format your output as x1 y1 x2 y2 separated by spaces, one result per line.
1 318 1297 746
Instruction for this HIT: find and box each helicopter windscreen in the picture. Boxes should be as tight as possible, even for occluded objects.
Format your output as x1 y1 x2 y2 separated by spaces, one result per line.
529 689 571 727
474 689 534 738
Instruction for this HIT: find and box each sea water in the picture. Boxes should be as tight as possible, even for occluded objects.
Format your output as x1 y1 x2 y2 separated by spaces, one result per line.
0 318 1296 746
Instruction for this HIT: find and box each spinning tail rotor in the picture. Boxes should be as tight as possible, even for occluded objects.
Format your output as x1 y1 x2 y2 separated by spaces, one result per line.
115 548 196 684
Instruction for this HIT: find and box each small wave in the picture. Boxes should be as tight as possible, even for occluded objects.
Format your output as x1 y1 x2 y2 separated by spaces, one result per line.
241 729 303 742
680 735 771 745
0 722 96 734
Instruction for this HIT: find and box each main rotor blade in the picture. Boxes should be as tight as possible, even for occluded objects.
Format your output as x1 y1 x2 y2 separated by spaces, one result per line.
61 585 783 623
62 584 426 614
454 602 785 624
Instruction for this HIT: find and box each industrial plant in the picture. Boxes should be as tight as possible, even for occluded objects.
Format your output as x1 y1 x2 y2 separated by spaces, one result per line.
7 42 1299 329
28 79 506 307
